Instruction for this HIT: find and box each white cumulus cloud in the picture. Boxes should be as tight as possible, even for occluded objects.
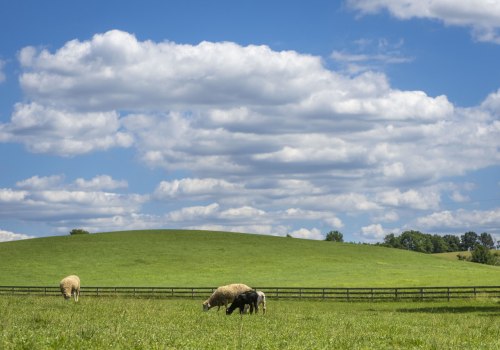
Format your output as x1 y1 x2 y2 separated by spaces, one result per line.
360 223 389 241
0 229 35 242
1 30 500 239
348 0 500 44
291 227 325 240
74 175 128 191
0 103 133 156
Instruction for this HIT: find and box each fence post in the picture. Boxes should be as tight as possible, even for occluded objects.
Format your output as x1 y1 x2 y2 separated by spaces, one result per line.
395 288 398 300
447 287 450 302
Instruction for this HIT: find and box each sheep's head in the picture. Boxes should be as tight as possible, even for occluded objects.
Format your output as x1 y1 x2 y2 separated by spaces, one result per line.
61 289 71 300
226 308 234 315
202 301 210 311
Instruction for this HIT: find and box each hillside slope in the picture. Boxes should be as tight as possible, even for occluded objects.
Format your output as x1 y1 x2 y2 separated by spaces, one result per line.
0 230 498 287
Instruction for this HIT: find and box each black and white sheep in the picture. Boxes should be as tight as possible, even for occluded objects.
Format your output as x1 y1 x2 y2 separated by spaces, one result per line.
203 283 252 311
226 290 259 315
243 290 267 314
59 275 80 301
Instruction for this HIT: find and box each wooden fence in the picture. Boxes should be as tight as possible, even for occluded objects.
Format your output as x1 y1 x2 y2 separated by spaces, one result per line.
0 285 499 301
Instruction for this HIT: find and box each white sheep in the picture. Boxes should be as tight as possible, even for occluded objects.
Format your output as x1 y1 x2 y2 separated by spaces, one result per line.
256 290 267 314
202 283 252 311
59 275 80 302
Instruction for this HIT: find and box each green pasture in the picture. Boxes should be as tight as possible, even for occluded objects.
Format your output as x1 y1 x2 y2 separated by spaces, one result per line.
0 230 499 287
434 251 472 261
0 296 499 349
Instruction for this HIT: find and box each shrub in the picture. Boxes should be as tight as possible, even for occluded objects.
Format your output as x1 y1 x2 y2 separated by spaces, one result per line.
470 245 494 265
70 229 90 235
325 230 343 242
456 253 469 261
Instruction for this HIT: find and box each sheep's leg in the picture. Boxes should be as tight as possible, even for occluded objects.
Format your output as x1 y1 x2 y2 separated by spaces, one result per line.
254 302 258 314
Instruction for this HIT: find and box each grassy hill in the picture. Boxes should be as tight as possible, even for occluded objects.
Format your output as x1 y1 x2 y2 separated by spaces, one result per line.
433 251 471 261
0 230 498 287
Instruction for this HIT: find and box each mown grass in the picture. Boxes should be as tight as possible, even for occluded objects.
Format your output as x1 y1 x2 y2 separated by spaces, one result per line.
0 230 499 287
0 296 499 349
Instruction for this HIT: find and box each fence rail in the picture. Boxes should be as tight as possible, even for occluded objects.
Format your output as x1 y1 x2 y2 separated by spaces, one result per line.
1 285 499 301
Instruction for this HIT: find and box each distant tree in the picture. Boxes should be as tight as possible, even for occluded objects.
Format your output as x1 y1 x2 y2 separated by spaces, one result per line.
399 231 415 251
325 230 343 242
420 234 434 253
470 244 493 265
398 230 432 253
430 235 449 253
70 229 90 235
443 235 461 252
383 233 402 249
460 231 478 251
478 232 495 249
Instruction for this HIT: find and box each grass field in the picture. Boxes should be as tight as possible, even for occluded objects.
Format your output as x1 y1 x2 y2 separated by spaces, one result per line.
1 296 499 349
434 251 472 261
1 230 499 349
0 230 499 287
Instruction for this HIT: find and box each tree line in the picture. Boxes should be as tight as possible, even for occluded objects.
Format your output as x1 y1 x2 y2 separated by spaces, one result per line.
380 230 497 253
324 229 499 266
380 230 499 266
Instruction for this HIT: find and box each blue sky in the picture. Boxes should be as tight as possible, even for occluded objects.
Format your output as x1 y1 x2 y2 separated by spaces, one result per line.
1 0 499 242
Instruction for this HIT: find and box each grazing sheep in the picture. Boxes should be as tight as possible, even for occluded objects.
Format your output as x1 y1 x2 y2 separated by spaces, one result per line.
202 283 252 311
226 290 259 315
59 275 80 302
243 290 267 314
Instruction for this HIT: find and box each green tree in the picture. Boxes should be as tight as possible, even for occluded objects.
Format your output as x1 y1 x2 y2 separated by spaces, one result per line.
430 235 449 253
399 230 432 253
443 234 461 252
325 230 343 242
70 229 90 235
460 231 478 251
383 233 401 248
478 232 495 249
